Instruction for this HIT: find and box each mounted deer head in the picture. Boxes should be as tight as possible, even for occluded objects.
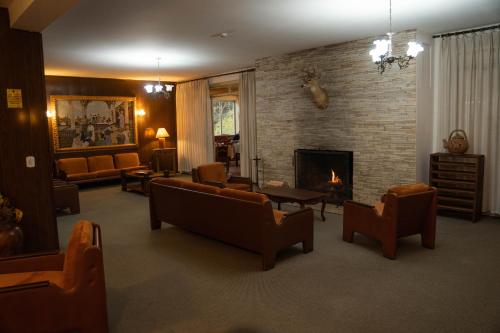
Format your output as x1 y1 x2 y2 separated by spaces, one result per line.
301 69 329 109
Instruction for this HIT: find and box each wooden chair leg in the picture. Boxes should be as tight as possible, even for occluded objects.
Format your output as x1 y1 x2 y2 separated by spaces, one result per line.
302 238 313 253
342 228 354 242
381 239 397 259
262 252 276 271
421 233 435 249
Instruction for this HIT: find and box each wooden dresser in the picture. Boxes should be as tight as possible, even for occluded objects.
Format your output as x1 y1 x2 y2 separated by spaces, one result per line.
429 153 484 222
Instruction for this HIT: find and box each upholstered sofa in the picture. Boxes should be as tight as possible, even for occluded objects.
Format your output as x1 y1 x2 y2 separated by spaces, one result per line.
57 152 146 184
149 178 314 270
192 162 252 191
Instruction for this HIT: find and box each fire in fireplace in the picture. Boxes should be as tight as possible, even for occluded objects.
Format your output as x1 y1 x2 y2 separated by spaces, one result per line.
295 149 353 205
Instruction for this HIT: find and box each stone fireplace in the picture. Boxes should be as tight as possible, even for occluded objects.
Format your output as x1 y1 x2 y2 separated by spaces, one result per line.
255 30 418 204
295 149 353 204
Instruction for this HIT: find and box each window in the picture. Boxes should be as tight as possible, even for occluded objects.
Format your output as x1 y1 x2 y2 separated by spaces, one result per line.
212 99 239 136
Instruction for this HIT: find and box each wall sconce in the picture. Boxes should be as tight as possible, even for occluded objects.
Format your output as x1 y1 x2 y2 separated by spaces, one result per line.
46 110 55 118
144 127 156 139
136 109 146 117
156 128 170 148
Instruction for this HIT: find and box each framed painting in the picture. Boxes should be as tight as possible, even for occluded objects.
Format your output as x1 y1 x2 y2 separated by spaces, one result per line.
49 96 138 152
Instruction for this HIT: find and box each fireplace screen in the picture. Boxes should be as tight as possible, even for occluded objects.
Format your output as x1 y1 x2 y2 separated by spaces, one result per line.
295 149 353 205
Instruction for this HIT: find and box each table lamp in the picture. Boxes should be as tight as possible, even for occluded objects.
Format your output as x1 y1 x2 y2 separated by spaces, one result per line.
156 128 169 148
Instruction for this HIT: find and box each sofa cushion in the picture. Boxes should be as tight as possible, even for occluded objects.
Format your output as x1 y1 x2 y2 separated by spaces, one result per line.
152 178 220 195
197 163 226 183
57 158 88 175
152 177 185 187
94 169 121 178
225 183 252 191
0 271 64 289
121 166 146 172
388 183 430 196
114 152 140 169
181 181 221 195
273 209 286 225
66 172 97 181
219 188 268 204
87 155 115 172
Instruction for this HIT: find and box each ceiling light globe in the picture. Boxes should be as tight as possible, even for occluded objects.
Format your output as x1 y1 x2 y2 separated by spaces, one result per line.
144 84 154 93
369 39 390 62
165 84 174 92
407 42 424 57
154 84 164 93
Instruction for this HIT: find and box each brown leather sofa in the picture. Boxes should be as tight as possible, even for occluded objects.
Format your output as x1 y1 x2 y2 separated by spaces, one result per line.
192 162 252 191
0 220 108 333
343 183 437 259
149 178 314 270
57 152 146 184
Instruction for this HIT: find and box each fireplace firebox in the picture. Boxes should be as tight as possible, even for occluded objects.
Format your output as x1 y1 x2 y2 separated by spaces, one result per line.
294 149 353 205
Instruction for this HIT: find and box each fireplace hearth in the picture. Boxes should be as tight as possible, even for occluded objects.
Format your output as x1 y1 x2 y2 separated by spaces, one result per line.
294 149 353 205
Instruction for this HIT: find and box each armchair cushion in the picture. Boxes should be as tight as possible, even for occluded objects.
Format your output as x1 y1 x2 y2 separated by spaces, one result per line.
180 180 221 195
114 152 141 169
197 163 226 183
388 183 430 196
0 271 63 289
87 155 115 172
57 157 88 175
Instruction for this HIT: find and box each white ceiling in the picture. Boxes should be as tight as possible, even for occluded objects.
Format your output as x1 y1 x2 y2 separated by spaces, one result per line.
42 0 500 82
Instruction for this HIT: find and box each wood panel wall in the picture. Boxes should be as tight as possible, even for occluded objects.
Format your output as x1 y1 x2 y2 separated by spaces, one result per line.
0 8 58 252
45 76 177 166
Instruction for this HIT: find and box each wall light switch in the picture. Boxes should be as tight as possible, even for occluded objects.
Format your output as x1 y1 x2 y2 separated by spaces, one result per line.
26 156 35 168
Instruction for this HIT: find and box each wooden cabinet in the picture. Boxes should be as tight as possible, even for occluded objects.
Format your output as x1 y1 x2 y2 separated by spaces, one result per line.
429 153 484 222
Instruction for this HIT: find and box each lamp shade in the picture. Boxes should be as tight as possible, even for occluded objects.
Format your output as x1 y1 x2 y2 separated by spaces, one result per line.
156 128 169 139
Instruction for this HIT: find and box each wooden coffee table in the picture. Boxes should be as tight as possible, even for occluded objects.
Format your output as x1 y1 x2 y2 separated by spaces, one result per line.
121 170 168 196
258 186 328 221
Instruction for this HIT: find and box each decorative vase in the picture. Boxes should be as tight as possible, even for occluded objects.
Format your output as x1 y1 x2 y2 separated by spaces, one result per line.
0 223 23 256
443 129 469 154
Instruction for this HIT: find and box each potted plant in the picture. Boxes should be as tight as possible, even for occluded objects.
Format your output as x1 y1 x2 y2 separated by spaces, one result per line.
0 193 23 256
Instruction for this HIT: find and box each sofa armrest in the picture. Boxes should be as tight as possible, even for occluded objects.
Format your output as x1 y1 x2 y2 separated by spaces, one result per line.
227 176 252 185
201 181 226 188
0 251 65 274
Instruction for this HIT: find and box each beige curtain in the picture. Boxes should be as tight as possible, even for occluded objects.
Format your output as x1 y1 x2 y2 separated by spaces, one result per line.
434 28 500 214
176 79 213 172
238 71 257 182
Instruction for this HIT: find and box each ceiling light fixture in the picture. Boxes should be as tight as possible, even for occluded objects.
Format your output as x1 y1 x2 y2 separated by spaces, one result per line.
144 57 174 98
369 0 423 74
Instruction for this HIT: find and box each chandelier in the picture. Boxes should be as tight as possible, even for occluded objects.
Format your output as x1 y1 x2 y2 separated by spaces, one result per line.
144 57 174 98
369 0 423 74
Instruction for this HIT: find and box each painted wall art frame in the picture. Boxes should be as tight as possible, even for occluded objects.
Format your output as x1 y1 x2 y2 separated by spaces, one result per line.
49 95 138 152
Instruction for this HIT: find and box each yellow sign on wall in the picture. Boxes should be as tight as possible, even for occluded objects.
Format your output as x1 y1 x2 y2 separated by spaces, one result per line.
7 89 23 108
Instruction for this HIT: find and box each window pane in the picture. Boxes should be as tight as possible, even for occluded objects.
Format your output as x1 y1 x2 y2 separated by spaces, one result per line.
212 101 222 136
221 101 235 135
212 100 237 136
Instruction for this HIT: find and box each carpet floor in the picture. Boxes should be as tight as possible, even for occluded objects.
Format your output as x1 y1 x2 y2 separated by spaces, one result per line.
57 184 500 333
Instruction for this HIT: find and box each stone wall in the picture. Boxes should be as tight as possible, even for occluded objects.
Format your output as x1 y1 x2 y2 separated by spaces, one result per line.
255 30 417 204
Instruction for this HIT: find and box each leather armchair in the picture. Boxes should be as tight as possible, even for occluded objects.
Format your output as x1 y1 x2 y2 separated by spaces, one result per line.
192 162 252 191
342 183 437 259
0 221 108 333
